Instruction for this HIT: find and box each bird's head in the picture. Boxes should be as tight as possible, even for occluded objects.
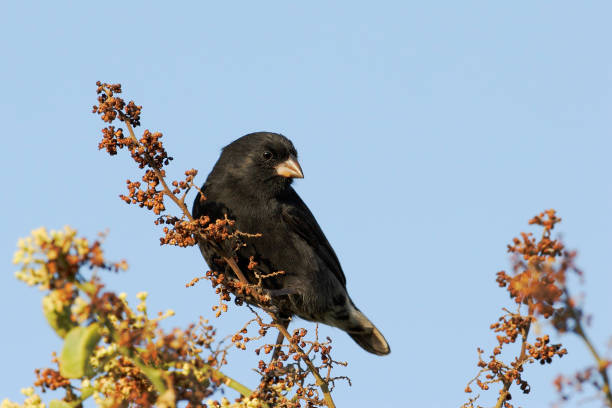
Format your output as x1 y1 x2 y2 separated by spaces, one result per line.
212 132 303 197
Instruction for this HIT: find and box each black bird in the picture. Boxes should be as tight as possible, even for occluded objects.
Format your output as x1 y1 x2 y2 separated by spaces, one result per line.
192 132 390 355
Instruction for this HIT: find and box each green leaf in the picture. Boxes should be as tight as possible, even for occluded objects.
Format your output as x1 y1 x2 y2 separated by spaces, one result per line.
138 363 167 393
76 281 97 296
42 294 76 338
49 400 72 408
59 323 101 378
80 385 94 400
48 385 94 408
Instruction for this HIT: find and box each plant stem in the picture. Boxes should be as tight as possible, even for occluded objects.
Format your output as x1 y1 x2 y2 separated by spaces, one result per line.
122 120 195 221
210 368 255 399
267 311 336 408
494 320 532 408
566 292 612 406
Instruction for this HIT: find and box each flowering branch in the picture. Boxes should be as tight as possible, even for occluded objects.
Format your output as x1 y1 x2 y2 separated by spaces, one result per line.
9 226 257 408
463 210 611 408
553 278 612 406
92 82 345 407
463 210 570 408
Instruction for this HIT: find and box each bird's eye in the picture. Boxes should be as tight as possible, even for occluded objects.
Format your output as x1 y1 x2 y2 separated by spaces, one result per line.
262 151 273 160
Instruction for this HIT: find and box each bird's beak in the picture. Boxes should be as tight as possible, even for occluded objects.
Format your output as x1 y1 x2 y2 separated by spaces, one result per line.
275 155 304 179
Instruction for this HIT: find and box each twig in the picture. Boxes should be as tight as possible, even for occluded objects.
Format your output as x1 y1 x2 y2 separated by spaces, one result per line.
209 367 256 399
494 318 532 408
565 290 612 406
270 319 289 363
122 119 195 221
267 311 336 408
222 255 249 285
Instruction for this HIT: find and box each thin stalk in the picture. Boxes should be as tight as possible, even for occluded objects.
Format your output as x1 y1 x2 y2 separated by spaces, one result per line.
267 311 336 408
210 368 256 399
566 291 612 406
494 320 532 408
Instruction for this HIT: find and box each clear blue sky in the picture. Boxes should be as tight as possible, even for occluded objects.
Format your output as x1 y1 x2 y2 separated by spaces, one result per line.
1 2 610 407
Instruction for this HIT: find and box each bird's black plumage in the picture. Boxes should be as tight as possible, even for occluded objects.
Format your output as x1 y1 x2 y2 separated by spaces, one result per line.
193 132 390 355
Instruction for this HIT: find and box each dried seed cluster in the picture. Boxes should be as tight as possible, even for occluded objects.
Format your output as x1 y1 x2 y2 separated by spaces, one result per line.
250 326 349 408
463 210 573 408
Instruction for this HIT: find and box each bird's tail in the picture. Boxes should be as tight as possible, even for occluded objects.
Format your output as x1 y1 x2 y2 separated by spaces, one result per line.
334 302 390 356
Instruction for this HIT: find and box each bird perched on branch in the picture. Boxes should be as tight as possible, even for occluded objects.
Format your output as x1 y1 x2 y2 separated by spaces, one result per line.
192 132 390 355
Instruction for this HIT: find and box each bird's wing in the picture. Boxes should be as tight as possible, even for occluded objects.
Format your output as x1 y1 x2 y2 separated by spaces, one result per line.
192 188 208 220
192 185 236 259
192 184 230 221
280 194 347 288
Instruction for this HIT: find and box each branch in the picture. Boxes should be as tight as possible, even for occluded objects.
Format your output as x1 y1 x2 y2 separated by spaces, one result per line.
273 314 335 408
565 289 612 406
210 367 256 399
120 109 194 222
494 319 532 408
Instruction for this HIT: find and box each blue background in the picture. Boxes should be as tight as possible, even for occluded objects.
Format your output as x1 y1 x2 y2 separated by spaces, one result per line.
1 2 610 407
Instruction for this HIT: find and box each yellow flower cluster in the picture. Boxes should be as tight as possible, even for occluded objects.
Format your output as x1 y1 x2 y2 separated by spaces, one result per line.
13 226 89 289
1 388 45 408
206 396 268 408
